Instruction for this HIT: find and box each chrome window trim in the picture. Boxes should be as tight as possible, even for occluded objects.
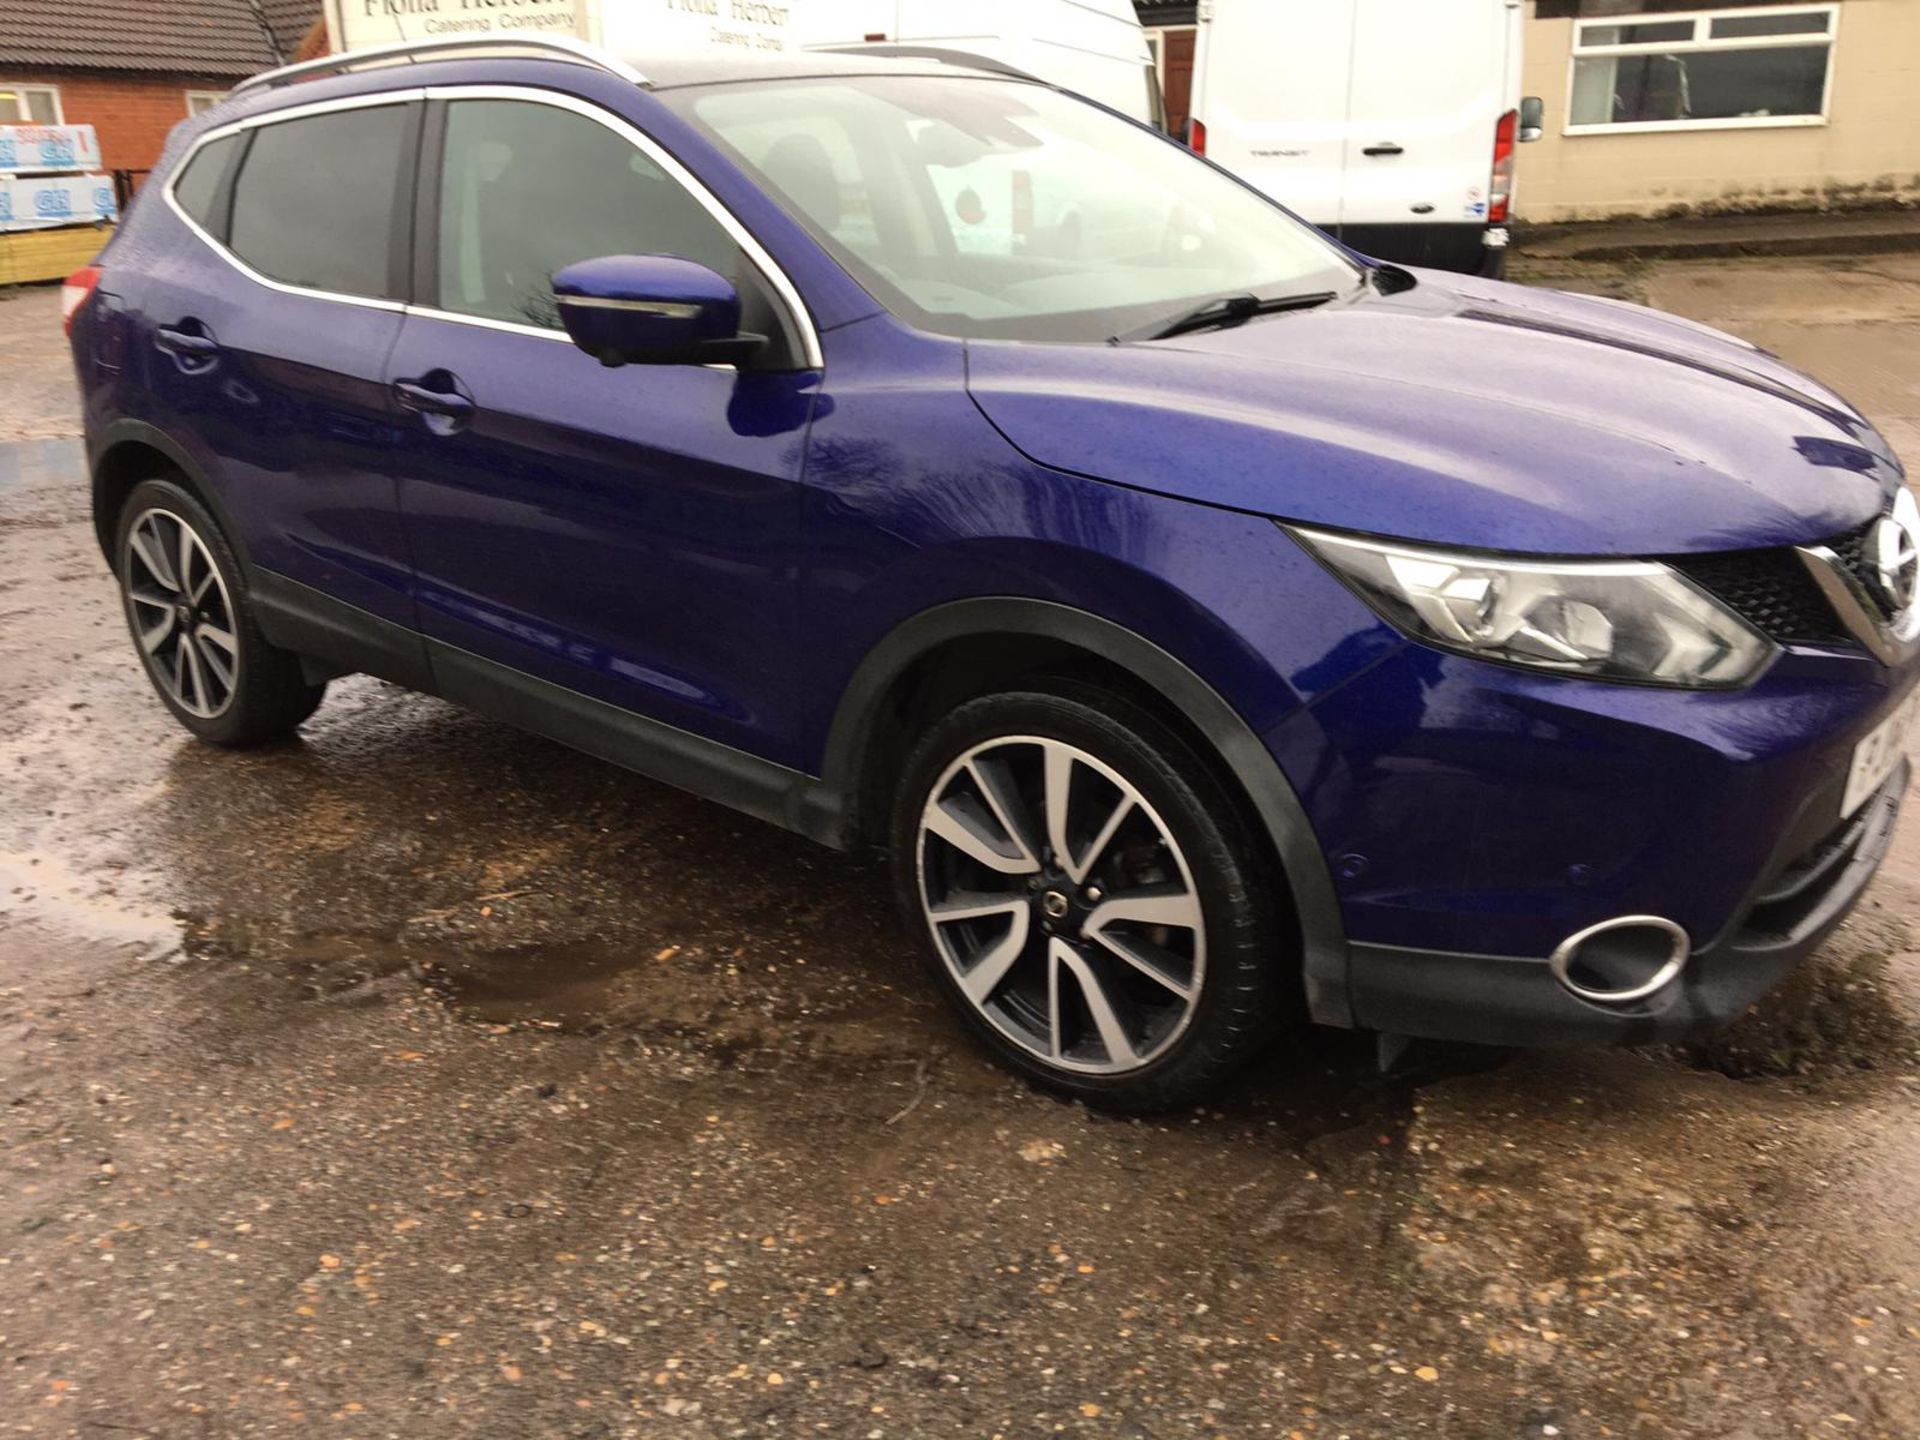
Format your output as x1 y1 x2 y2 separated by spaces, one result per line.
404 306 571 344
163 84 825 370
162 90 424 315
420 84 824 370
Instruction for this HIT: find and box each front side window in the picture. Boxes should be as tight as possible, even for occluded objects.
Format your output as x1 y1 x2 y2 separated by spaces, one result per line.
435 99 740 331
226 105 410 299
1568 6 1836 132
0 84 61 123
668 76 1359 343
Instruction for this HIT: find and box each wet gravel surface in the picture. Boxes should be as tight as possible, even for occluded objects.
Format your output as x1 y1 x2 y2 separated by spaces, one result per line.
4 260 1920 1438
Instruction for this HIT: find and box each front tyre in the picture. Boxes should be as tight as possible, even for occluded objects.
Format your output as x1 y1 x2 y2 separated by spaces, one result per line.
114 477 325 746
890 684 1291 1111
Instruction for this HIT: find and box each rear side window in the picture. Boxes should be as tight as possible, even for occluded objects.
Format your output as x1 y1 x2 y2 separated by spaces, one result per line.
228 105 410 299
435 99 739 330
172 132 240 230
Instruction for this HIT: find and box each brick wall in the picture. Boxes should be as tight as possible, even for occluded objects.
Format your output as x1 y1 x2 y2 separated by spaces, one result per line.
0 69 235 175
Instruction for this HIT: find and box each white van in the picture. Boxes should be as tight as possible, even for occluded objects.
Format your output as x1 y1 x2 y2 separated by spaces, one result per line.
1183 0 1540 275
805 1 1159 125
328 2 1157 125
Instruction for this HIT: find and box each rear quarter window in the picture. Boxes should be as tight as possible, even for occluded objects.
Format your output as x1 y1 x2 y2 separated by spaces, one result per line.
171 132 240 231
227 105 411 299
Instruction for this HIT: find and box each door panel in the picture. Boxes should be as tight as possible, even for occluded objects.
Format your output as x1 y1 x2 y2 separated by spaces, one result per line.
387 319 814 760
1338 0 1504 229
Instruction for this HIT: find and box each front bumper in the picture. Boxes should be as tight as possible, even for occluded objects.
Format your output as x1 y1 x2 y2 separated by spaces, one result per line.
1269 629 1918 1043
1343 766 1903 1046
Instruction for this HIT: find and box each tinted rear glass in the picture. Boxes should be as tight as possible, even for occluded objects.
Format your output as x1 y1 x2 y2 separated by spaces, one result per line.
228 105 409 298
172 132 240 230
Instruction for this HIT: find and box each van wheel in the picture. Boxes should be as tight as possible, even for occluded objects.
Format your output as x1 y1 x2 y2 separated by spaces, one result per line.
890 682 1289 1111
114 477 325 746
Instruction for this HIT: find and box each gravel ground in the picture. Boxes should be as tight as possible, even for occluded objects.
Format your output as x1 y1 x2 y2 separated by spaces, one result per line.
3 257 1919 1439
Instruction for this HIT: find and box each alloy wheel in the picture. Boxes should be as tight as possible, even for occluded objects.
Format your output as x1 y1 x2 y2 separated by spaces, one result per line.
915 735 1206 1074
122 507 239 720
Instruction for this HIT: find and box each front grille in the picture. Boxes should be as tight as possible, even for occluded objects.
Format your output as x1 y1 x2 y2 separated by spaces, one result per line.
1668 518 1879 648
1826 523 1883 607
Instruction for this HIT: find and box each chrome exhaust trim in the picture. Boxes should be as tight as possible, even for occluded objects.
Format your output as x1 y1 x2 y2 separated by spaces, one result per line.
1547 915 1690 1006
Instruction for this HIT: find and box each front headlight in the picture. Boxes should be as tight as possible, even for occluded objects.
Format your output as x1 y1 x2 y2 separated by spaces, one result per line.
1291 527 1775 688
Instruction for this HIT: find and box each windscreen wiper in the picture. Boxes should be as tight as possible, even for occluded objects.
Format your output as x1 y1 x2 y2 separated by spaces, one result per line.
1112 289 1338 345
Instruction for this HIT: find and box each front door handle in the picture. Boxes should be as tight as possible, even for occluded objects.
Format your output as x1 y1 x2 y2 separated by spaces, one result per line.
1362 142 1405 157
393 379 475 419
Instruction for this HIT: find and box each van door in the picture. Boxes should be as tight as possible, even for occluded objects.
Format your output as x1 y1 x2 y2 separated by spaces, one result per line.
1335 0 1507 269
1187 0 1355 230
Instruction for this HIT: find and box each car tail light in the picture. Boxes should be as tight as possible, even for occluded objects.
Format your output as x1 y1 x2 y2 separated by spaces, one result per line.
1488 108 1517 223
1186 117 1207 155
62 264 103 335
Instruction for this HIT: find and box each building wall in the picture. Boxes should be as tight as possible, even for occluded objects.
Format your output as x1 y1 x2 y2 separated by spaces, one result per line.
1518 0 1920 222
0 70 231 174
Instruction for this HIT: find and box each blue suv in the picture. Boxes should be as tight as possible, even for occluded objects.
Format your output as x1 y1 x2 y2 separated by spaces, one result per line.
67 37 1916 1108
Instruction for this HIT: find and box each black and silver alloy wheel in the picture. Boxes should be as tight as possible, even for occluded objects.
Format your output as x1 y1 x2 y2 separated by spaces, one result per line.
916 733 1208 1075
122 506 240 719
894 685 1291 1108
112 476 326 746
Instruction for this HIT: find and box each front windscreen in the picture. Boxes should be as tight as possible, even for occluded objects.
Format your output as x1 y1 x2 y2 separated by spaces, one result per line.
666 75 1362 342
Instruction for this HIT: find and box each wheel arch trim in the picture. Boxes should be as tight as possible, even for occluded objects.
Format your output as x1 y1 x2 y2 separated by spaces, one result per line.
89 419 253 574
814 597 1352 1026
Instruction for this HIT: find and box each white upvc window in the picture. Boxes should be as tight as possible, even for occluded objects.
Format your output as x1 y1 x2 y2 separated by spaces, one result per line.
0 83 63 125
185 90 225 117
1566 4 1838 135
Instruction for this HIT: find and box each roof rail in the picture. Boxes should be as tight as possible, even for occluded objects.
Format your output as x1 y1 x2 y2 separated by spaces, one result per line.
807 43 1042 85
229 34 647 99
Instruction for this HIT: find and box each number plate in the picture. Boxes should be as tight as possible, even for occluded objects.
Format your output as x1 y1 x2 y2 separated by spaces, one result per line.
1843 689 1920 818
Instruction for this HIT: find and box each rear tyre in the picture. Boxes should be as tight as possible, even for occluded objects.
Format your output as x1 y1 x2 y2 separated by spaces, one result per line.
114 477 325 746
889 682 1292 1112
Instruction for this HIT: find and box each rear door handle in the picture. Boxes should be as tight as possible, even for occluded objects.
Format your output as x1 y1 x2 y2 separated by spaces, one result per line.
155 325 219 358
1362 143 1405 157
393 379 475 419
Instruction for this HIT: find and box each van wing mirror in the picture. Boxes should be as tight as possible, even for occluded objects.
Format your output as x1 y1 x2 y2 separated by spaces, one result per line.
551 254 766 368
1518 96 1545 144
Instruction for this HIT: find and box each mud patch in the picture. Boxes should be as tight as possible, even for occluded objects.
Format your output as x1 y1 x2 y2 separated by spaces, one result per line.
1684 945 1920 1079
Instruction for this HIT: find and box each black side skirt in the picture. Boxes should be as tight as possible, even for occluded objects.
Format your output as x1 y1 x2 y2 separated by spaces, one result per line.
249 568 843 847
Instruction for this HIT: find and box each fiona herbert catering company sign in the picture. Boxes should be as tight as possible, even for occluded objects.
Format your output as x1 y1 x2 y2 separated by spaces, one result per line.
326 0 590 48
327 0 801 52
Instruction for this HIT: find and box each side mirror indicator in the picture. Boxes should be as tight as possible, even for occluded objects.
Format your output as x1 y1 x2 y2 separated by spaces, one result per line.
551 254 766 368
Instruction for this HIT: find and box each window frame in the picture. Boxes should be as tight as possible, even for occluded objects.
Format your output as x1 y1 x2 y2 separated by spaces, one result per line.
184 90 225 117
0 82 64 125
1563 3 1840 137
162 85 821 369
